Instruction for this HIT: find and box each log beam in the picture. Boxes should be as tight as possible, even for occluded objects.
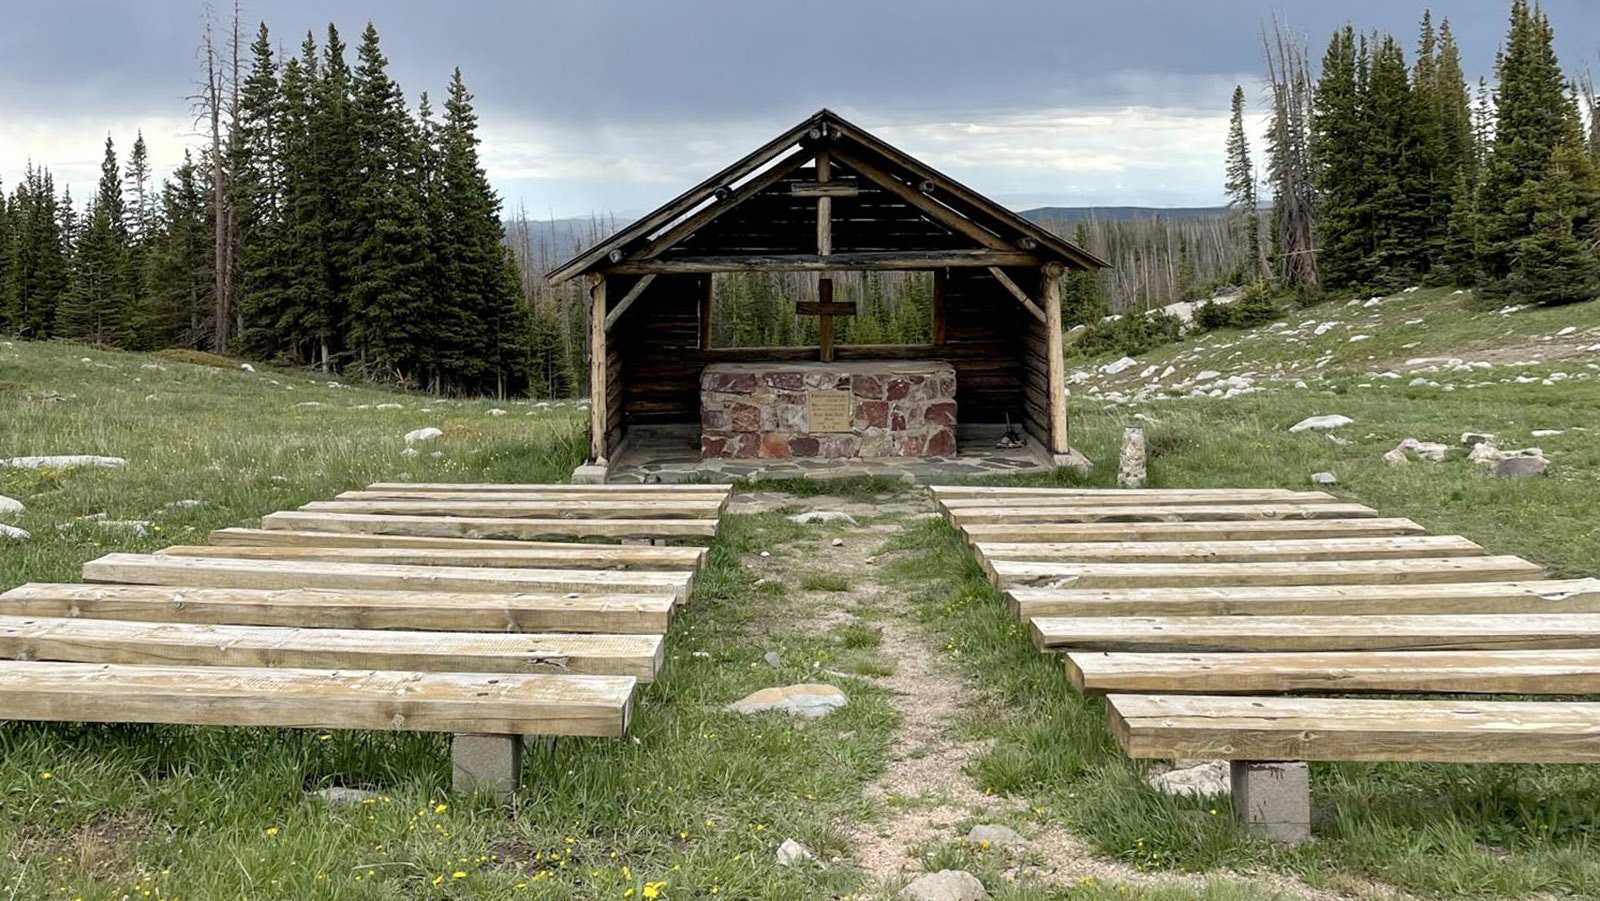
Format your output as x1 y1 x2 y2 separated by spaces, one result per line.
589 276 608 462
829 147 1013 251
636 147 816 261
987 267 1047 324
603 275 656 331
1042 263 1068 454
609 250 1042 275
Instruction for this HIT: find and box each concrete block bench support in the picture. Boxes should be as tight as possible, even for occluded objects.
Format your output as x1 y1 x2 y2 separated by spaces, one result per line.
452 733 524 800
1230 761 1311 843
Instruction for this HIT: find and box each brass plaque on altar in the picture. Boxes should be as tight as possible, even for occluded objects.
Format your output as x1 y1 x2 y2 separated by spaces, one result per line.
806 390 853 432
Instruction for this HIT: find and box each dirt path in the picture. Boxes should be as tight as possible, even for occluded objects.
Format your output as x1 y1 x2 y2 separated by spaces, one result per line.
733 491 1392 900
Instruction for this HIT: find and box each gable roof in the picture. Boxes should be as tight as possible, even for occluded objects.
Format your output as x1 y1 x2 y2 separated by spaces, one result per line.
545 109 1108 285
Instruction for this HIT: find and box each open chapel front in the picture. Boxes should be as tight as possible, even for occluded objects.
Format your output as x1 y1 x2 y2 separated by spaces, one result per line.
546 109 1106 476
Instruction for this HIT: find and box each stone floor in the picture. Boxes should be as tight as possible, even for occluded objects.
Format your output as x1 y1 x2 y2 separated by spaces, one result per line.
607 424 1052 484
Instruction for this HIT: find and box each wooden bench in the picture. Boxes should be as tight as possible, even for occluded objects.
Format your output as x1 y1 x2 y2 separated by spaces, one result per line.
946 502 1380 526
259 510 722 541
0 615 664 680
161 541 706 571
988 555 1545 590
1033 613 1600 652
0 583 677 634
1007 579 1600 620
0 481 737 798
1108 693 1600 842
1070 649 1600 695
81 554 696 601
973 535 1483 565
957 518 1427 543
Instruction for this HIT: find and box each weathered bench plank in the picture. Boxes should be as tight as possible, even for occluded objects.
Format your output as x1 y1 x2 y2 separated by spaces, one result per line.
0 616 664 680
366 482 731 493
301 498 726 519
959 518 1427 544
0 583 676 634
340 489 730 504
974 535 1483 566
949 502 1379 525
260 511 720 541
1107 693 1600 764
1008 579 1600 620
930 486 1332 500
990 555 1544 589
165 541 706 571
82 554 693 601
938 491 1339 510
1033 613 1600 652
0 660 635 736
1070 649 1600 695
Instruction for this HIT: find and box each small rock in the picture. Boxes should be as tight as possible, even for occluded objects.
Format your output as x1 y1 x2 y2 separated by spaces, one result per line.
1313 322 1339 336
1382 447 1409 466
401 447 420 458
98 520 153 538
239 362 255 372
1461 432 1496 448
0 455 127 469
900 870 987 901
788 511 858 526
487 408 508 416
1145 759 1230 798
759 550 771 558
1557 326 1578 337
160 499 206 512
966 824 1028 852
1194 370 1222 381
728 684 848 718
1288 414 1353 433
763 651 783 669
375 403 402 411
429 451 444 458
1494 457 1548 478
0 523 30 542
1397 438 1450 463
775 838 814 867
1531 429 1564 438
1102 356 1138 375
1118 426 1147 489
1310 472 1337 485
403 427 443 445
1348 334 1372 343
316 786 380 805
0 495 24 518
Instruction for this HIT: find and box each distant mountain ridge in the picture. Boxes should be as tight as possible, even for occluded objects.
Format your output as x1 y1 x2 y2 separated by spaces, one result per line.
505 206 1232 266
1020 206 1231 223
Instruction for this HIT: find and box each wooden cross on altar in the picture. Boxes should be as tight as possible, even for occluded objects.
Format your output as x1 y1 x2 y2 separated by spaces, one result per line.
796 278 856 362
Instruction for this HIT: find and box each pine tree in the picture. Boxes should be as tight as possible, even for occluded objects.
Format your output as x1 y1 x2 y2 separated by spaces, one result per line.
0 180 10 323
1364 34 1427 285
434 67 529 395
3 167 68 337
1502 143 1600 304
1479 0 1581 283
1223 85 1261 280
233 22 294 361
1311 26 1372 289
346 22 433 383
308 25 358 370
265 41 324 365
143 152 215 346
59 137 133 344
1060 222 1107 325
123 131 155 344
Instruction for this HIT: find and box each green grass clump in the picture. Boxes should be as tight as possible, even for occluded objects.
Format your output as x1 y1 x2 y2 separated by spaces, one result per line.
151 347 242 368
799 571 851 593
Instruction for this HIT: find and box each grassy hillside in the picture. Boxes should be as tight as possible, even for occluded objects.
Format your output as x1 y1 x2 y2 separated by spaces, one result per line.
1059 287 1600 576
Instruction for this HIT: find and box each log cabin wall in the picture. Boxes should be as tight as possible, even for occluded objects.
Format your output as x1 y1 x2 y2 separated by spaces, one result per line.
609 268 1030 436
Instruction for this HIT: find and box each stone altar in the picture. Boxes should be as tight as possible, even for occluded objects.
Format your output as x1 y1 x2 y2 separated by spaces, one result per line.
700 361 957 459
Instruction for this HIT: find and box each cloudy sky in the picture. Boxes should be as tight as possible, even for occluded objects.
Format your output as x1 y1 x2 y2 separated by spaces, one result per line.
5 1 1600 219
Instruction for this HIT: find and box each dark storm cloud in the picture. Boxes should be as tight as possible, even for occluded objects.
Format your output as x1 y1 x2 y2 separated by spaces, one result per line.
7 1 1600 122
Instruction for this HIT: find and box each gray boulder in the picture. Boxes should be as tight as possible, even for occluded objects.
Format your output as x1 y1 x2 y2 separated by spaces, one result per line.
965 824 1028 852
901 870 988 901
728 684 847 718
1494 457 1549 478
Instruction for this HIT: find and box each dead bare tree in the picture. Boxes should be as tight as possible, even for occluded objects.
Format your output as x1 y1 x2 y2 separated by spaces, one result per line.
1262 16 1319 291
193 2 242 351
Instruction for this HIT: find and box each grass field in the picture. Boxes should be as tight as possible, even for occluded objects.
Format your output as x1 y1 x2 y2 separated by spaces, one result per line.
2 288 1599 900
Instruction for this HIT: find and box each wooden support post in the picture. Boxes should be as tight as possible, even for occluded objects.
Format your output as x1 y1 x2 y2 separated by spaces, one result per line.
698 275 714 350
816 150 833 257
589 276 608 463
817 278 837 363
932 268 948 346
1041 263 1068 455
